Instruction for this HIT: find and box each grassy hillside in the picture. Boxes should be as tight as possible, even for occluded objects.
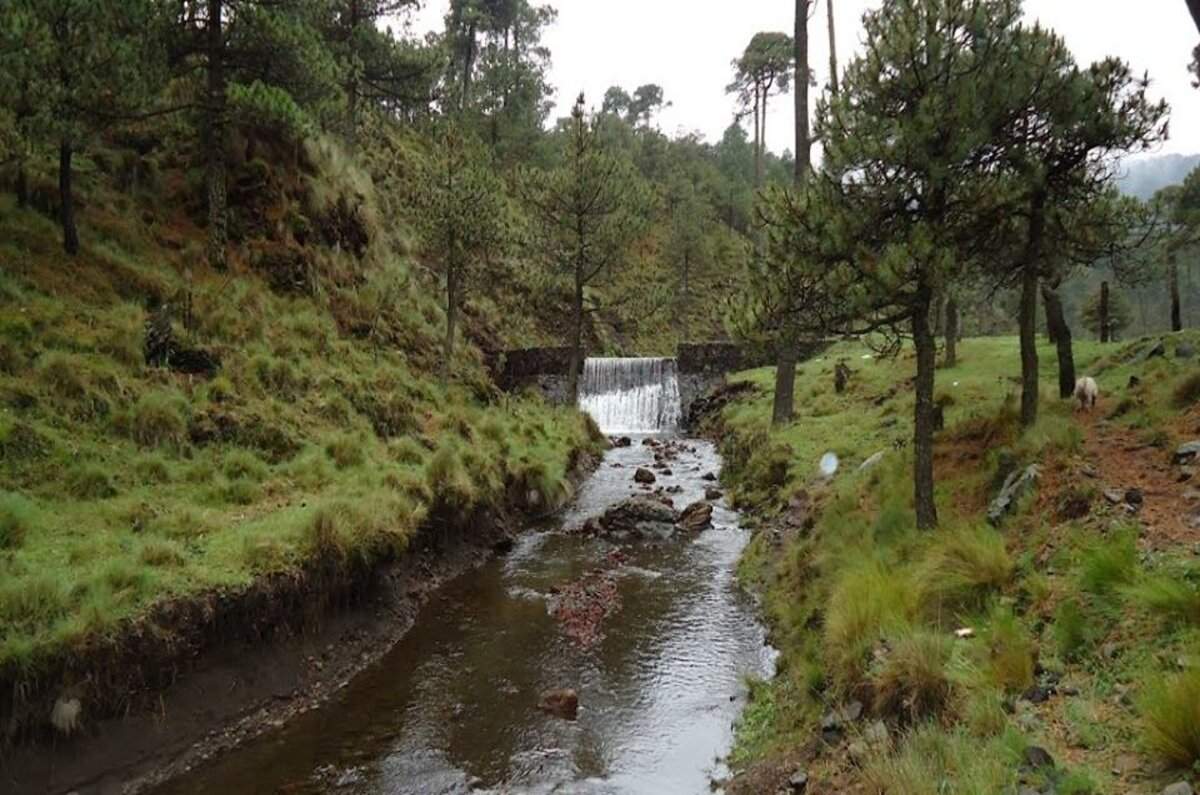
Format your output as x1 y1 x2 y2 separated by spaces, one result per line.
719 335 1200 794
0 130 603 686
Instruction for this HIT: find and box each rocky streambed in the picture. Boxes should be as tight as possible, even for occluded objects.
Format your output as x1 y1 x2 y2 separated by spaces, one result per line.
153 436 774 795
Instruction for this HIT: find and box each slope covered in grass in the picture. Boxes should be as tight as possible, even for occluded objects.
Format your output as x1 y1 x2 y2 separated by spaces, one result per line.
719 335 1200 794
0 130 604 683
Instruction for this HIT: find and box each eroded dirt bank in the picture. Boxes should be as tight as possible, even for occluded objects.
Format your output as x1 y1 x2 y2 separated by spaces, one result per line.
1 457 597 795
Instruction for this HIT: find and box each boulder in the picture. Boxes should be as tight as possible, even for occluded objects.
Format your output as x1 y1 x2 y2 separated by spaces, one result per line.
705 486 724 501
1163 783 1195 795
612 436 633 448
1177 343 1196 360
987 465 1040 526
701 471 717 482
537 688 579 720
634 468 657 484
1174 441 1200 465
786 770 809 794
678 501 714 532
1140 339 1167 361
598 497 680 540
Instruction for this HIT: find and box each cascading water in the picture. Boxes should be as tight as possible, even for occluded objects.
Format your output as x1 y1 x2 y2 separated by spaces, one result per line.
578 357 682 434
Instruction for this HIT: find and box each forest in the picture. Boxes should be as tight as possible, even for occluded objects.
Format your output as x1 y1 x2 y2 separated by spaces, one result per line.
4 0 1200 793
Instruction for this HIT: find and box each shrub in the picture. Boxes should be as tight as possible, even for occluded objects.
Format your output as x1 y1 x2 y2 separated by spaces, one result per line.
0 492 36 549
921 526 1014 613
872 630 956 722
127 391 189 449
1079 531 1138 596
1172 371 1200 409
1139 667 1200 768
325 433 366 469
66 463 118 500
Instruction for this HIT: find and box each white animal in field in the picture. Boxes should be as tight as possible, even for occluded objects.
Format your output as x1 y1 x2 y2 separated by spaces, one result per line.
1074 377 1099 411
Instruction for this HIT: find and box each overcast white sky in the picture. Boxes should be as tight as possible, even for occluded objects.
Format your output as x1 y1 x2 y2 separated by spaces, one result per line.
408 1 1200 158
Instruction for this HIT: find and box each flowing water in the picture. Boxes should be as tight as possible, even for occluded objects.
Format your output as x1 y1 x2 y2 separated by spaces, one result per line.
578 358 682 435
155 360 771 795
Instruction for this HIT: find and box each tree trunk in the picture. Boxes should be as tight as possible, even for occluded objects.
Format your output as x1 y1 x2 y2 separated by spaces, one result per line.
752 90 762 192
1018 264 1040 428
1170 255 1183 332
772 342 797 426
567 267 584 405
59 140 79 256
772 0 812 427
1019 194 1046 428
1100 281 1110 343
1188 0 1200 35
827 0 839 95
1042 283 1075 399
205 0 228 270
795 0 811 182
912 288 938 531
15 163 28 209
944 295 958 368
444 262 457 383
460 21 476 111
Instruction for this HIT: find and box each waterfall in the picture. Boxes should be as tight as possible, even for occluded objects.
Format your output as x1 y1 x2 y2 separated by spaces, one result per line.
578 358 682 434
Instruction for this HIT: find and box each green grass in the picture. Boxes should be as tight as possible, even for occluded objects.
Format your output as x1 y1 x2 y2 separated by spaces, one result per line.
1139 667 1200 768
0 177 604 679
724 333 1200 790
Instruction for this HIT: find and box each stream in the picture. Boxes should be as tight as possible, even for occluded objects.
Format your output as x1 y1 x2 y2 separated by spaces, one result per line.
156 359 773 795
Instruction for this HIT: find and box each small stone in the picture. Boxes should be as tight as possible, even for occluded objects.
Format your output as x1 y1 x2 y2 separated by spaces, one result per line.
1125 488 1144 506
634 468 656 484
705 486 724 501
1080 463 1100 479
702 472 717 482
787 770 809 793
612 436 633 448
858 451 886 473
677 501 714 532
1174 441 1200 466
1103 488 1124 505
537 688 579 720
954 627 975 639
842 700 864 723
1022 746 1055 771
1022 686 1054 704
1163 783 1195 795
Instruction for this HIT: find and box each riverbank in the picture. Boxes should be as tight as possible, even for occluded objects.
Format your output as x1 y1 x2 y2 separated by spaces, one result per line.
708 336 1200 794
0 136 608 793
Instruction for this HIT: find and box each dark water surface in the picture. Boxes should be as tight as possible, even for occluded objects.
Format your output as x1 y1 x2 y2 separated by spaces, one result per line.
156 438 773 795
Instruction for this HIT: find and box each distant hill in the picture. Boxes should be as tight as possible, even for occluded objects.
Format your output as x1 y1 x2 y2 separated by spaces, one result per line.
1116 153 1200 200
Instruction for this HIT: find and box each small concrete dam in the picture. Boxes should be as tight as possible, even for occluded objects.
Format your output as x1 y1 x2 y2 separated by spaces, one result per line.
578 357 682 435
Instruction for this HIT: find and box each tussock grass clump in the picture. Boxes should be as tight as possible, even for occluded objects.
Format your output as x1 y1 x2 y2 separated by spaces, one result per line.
425 439 479 513
134 453 172 484
65 463 118 500
252 353 306 400
920 526 1014 614
1172 371 1200 409
38 352 90 400
824 559 921 693
1079 531 1138 596
0 491 37 549
125 391 189 449
223 450 269 482
221 478 261 506
872 630 956 722
325 433 366 469
1127 574 1200 627
861 724 1021 795
0 574 69 632
980 607 1035 693
138 538 185 567
1139 667 1200 768
1053 599 1094 661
